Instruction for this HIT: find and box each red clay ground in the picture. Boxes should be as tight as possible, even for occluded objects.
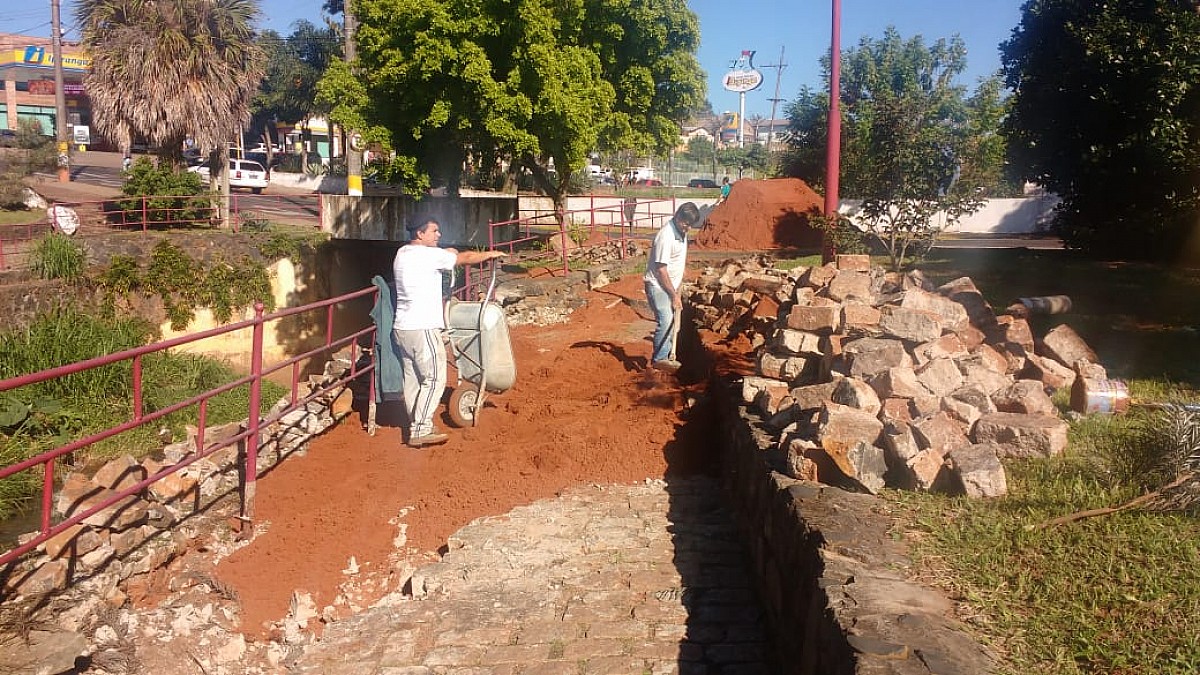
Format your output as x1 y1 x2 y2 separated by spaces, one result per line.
211 274 753 637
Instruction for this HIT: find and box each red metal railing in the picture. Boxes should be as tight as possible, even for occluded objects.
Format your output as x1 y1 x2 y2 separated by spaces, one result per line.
0 285 379 567
0 194 325 271
488 197 678 275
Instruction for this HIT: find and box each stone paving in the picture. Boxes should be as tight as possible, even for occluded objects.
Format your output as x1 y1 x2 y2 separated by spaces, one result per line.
294 476 776 674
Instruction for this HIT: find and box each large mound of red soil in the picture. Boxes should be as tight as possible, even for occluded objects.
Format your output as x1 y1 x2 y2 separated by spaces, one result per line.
695 177 825 251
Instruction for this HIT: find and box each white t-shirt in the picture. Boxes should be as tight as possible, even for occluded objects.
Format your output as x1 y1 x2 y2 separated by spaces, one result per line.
393 244 457 330
643 219 688 292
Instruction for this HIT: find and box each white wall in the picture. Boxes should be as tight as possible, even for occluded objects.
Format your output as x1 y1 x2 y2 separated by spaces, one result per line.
840 195 1060 235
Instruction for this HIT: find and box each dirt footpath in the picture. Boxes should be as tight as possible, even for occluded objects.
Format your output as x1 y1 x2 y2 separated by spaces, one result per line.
208 273 725 637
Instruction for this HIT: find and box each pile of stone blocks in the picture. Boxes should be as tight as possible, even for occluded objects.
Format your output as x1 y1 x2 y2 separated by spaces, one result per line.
689 254 1107 498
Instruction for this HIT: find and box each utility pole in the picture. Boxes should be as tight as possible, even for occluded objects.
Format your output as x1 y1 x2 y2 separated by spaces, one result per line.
762 46 788 153
344 1 362 197
50 0 69 182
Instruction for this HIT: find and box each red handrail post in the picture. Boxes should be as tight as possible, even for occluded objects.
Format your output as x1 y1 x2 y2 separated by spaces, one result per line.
132 354 144 420
141 195 148 233
242 301 266 523
40 459 54 534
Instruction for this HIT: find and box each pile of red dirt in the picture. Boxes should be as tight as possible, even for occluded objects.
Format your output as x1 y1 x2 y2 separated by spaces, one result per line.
695 177 825 251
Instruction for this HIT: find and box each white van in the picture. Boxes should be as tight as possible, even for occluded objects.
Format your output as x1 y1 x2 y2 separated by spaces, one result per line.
188 158 270 194
623 167 655 183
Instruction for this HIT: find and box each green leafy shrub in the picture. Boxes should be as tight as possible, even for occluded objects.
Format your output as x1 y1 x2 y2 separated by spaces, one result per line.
117 158 210 227
30 233 87 281
239 210 270 232
98 241 275 330
810 213 870 256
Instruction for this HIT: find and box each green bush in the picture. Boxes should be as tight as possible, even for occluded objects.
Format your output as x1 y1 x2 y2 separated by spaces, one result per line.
117 158 210 227
30 232 87 281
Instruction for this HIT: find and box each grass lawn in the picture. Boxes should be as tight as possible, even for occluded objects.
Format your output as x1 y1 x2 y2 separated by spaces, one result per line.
878 248 1200 673
0 209 44 226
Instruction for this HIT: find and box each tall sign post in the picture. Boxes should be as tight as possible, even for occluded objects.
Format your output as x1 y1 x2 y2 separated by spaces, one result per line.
823 0 843 262
51 0 69 182
721 51 763 148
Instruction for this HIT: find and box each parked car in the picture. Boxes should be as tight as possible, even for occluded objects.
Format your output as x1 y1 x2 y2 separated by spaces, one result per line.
187 158 269 193
0 129 16 147
687 178 719 189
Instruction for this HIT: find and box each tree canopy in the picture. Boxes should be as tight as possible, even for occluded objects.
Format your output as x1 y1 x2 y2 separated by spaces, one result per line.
251 21 341 148
318 0 705 207
782 27 1007 268
76 0 265 165
1001 0 1200 260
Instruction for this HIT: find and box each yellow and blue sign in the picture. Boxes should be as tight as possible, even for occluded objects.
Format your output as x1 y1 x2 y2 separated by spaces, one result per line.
0 46 92 72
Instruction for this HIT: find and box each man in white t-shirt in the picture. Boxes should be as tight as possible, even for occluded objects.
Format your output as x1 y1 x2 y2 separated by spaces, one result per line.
393 218 505 447
643 202 701 372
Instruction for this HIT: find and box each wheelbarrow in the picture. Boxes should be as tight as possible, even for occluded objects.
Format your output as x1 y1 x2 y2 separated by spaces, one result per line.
444 263 516 427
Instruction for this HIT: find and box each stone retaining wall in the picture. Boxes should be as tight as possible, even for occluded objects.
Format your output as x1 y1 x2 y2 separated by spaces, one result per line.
711 377 995 674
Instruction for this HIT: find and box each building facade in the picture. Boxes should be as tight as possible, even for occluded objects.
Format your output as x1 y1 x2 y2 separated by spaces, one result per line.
0 33 95 144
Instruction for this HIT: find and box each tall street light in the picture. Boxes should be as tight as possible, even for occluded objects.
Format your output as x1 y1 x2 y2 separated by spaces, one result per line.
822 0 842 262
51 0 69 182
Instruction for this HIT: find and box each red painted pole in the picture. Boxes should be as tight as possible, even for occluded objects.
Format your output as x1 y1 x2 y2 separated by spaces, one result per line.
242 301 265 522
823 0 843 264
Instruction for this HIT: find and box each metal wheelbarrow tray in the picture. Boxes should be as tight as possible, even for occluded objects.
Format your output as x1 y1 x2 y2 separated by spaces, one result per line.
444 268 516 427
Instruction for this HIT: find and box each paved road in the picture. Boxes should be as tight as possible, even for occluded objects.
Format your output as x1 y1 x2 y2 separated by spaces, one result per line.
295 477 777 674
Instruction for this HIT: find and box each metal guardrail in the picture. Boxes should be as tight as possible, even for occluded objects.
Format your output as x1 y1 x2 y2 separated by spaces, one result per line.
0 193 324 271
0 285 379 567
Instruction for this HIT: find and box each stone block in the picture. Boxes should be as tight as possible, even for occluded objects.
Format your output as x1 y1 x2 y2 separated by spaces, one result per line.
759 352 811 383
949 384 998 415
1022 353 1077 391
911 394 943 418
937 276 998 330
879 397 915 423
994 315 1035 352
915 358 964 397
824 441 887 494
774 329 823 356
827 271 873 303
147 469 200 506
843 338 911 379
952 323 988 349
786 438 832 483
842 302 882 334
742 376 790 414
831 378 882 415
818 403 885 455
899 288 970 333
1075 361 1108 381
912 334 968 365
906 448 948 491
882 421 921 464
803 264 838 289
955 359 1013 395
972 412 1069 458
869 366 928 400
793 286 816 306
971 344 1010 375
785 305 841 333
946 443 1009 498
6 559 70 595
1039 324 1098 370
91 455 146 492
836 254 872 272
911 412 970 456
940 396 982 429
904 269 935 291
42 524 103 559
992 380 1056 416
993 342 1029 375
740 272 784 295
879 306 944 343
789 381 839 412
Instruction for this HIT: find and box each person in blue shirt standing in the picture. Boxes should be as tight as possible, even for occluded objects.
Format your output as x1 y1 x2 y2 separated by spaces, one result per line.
643 202 701 373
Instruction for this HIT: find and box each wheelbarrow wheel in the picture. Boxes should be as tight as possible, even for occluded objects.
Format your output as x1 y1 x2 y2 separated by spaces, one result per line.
448 384 480 428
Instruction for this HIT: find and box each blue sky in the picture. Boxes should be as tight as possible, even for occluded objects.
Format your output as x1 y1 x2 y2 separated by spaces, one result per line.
3 0 1023 118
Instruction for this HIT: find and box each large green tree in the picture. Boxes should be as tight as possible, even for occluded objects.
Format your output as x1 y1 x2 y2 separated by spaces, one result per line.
318 0 704 213
76 0 266 166
782 27 1005 269
1001 0 1200 260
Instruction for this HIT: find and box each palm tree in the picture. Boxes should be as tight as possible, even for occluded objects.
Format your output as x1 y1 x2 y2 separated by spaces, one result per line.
76 0 266 167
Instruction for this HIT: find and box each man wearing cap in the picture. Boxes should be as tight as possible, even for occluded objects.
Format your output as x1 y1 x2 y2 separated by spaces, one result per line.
643 202 701 373
393 217 505 447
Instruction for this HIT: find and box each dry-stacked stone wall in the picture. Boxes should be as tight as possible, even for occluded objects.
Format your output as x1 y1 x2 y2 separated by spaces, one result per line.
688 253 1109 674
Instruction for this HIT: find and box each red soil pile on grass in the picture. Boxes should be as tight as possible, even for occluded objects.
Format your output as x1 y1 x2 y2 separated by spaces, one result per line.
695 177 825 251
